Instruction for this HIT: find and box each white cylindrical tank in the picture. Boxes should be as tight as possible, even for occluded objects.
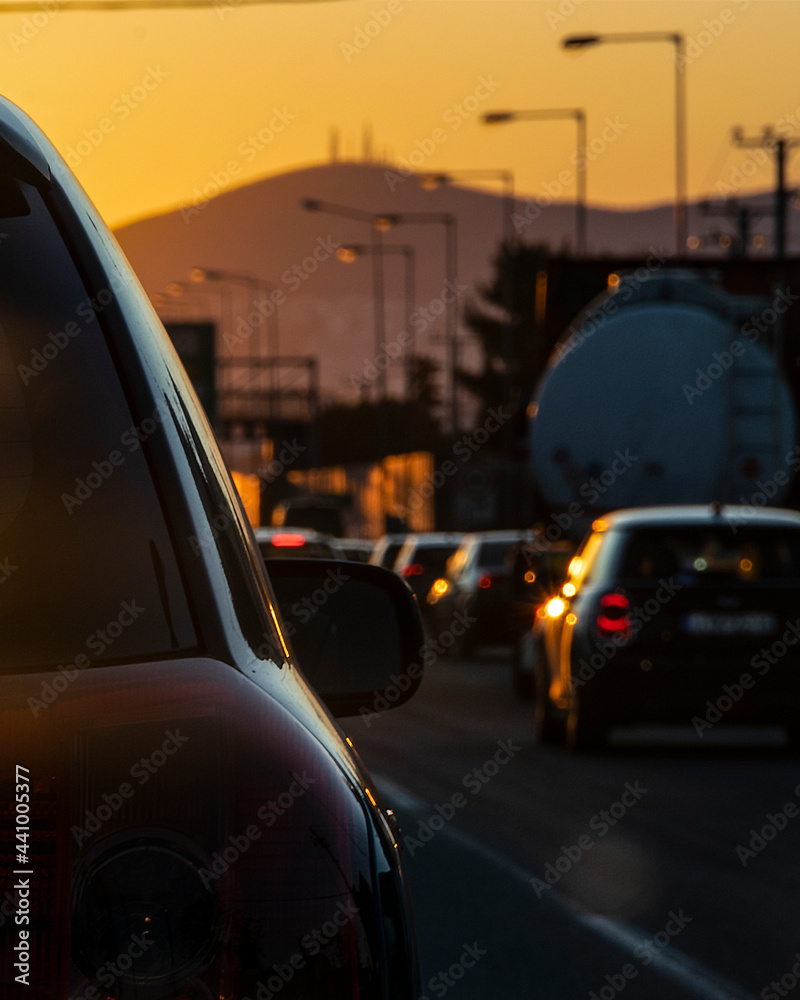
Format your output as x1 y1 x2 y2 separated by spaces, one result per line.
530 271 796 513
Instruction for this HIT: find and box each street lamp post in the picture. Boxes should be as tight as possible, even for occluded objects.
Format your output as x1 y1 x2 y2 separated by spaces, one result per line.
302 198 460 436
417 169 515 248
562 31 686 253
189 266 281 420
482 111 586 254
336 243 416 399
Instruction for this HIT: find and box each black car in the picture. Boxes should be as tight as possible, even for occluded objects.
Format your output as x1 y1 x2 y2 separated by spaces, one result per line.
533 505 800 751
0 97 424 998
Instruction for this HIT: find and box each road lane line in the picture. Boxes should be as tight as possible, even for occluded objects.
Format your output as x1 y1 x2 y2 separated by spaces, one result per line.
376 772 760 1000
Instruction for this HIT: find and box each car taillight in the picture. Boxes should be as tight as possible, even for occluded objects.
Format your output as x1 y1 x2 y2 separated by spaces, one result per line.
596 592 632 638
271 533 307 547
402 562 424 577
478 574 493 589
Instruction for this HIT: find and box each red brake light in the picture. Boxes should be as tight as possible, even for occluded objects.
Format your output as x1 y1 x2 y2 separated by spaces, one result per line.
271 532 307 547
478 574 493 589
402 562 424 577
597 592 631 635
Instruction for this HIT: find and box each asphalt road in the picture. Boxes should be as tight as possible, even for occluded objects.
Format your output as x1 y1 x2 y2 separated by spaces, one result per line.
344 647 800 1000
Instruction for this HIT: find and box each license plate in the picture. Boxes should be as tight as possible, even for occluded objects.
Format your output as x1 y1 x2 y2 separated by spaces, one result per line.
682 611 777 636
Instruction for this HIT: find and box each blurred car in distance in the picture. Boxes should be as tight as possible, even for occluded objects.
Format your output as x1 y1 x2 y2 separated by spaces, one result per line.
425 530 533 656
369 532 409 569
271 495 348 537
534 504 800 751
0 96 425 997
334 537 374 562
255 526 341 559
508 537 577 699
393 532 464 606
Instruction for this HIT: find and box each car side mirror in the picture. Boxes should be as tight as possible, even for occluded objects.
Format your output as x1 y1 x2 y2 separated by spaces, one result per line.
264 559 425 717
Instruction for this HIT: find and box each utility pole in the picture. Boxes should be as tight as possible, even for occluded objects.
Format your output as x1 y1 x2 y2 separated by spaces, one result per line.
732 127 800 260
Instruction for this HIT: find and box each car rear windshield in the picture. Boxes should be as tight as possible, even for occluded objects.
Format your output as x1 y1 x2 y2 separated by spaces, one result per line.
619 525 800 585
477 540 517 568
0 178 197 670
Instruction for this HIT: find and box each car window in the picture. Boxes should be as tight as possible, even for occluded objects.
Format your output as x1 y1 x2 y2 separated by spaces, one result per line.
0 179 197 670
619 526 800 584
477 540 517 567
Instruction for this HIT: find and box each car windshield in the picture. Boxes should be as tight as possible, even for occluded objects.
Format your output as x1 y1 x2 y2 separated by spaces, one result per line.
619 525 800 584
0 179 197 670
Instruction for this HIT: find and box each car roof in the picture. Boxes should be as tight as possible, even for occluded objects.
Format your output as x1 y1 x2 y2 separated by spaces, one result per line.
592 504 800 532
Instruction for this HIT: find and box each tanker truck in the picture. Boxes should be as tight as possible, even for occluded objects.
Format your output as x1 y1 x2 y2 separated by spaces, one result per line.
528 269 798 535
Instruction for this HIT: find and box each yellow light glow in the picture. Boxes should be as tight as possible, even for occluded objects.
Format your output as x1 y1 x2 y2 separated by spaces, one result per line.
524 570 536 584
545 597 566 619
567 557 583 578
607 272 620 291
336 247 359 263
562 582 576 597
432 578 448 596
566 613 577 626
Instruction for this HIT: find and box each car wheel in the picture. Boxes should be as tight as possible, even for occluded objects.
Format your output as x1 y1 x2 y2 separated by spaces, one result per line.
513 631 536 701
533 659 565 746
565 685 606 753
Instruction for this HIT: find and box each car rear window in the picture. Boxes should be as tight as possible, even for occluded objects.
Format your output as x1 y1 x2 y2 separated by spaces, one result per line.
0 179 197 670
619 525 800 584
477 540 517 568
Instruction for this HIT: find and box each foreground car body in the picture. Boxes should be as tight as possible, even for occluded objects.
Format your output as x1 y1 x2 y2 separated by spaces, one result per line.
0 97 423 998
534 505 800 751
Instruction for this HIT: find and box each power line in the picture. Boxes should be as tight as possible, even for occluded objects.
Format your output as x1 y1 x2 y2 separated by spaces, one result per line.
0 0 334 10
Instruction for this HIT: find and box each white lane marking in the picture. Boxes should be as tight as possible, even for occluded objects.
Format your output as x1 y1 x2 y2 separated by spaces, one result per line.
375 772 760 1000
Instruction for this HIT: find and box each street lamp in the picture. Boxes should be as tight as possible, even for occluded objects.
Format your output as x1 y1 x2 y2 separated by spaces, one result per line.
189 266 279 360
416 169 515 247
482 110 586 254
302 199 460 435
562 31 687 253
189 266 281 421
335 243 416 399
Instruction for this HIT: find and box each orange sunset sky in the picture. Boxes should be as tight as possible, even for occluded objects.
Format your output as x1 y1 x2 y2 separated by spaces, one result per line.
1 0 797 229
